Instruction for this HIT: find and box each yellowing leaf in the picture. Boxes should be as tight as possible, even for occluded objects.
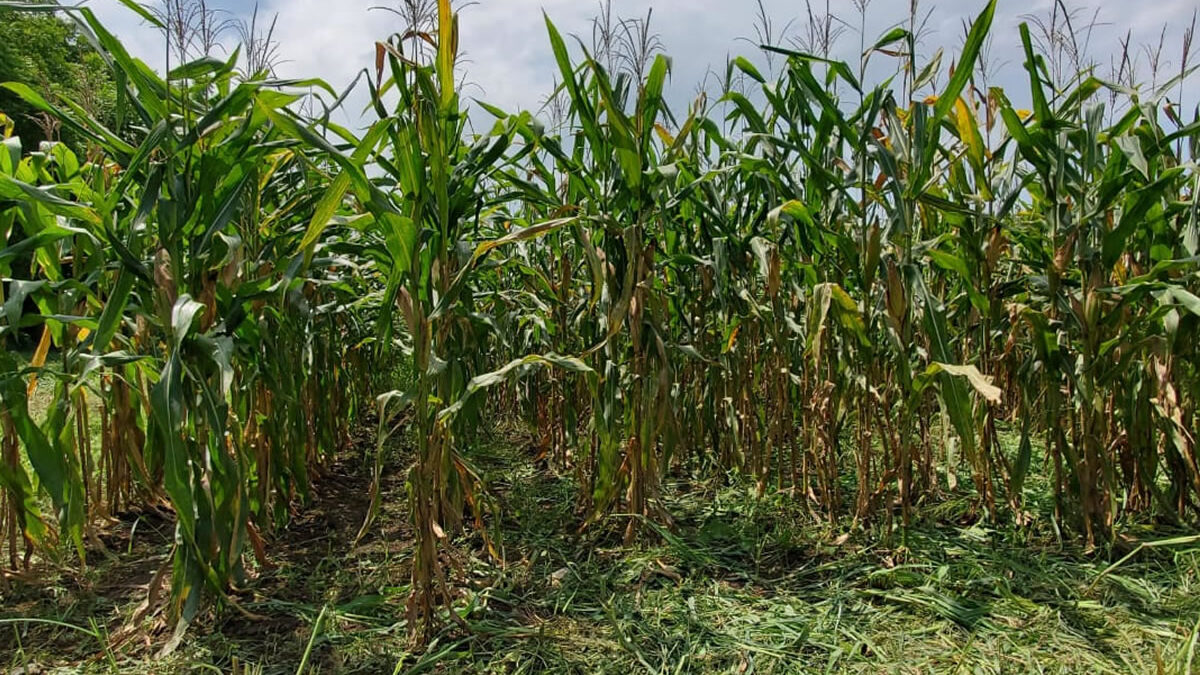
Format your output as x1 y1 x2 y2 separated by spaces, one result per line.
726 325 740 353
954 97 986 168
27 325 52 397
930 363 1003 404
654 123 675 147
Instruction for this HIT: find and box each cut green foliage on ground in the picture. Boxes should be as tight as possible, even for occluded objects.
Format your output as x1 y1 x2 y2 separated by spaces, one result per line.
3 430 1198 673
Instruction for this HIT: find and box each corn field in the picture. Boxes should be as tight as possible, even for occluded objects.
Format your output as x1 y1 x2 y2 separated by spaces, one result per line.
1 0 1199 644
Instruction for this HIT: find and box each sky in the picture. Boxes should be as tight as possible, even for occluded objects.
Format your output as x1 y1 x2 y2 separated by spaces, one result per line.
81 0 1200 129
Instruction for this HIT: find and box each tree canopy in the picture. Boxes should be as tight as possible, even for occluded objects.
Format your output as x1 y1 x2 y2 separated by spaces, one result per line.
0 3 116 153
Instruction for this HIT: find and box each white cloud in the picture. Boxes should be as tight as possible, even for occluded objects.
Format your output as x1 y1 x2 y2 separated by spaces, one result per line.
78 0 1200 125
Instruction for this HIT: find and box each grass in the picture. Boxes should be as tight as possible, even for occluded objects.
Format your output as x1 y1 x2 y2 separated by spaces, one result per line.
1 422 1198 674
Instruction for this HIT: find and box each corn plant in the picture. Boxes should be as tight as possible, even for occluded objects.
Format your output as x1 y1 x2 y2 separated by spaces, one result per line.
1 1 382 628
1 0 1198 649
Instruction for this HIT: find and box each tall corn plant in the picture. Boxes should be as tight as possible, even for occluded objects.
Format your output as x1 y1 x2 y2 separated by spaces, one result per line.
709 1 1004 530
0 122 90 570
2 0 1199 642
1 1 379 626
997 24 1200 542
339 0 592 638
537 14 687 541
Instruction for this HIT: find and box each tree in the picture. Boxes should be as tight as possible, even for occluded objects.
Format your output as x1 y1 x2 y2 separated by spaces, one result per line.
0 3 117 153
